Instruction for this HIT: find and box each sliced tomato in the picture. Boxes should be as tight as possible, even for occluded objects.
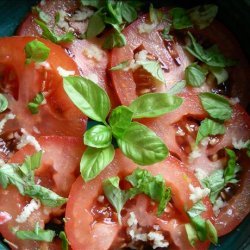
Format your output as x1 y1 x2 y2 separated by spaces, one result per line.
110 12 192 106
0 36 87 138
65 149 213 250
0 135 84 248
17 0 120 107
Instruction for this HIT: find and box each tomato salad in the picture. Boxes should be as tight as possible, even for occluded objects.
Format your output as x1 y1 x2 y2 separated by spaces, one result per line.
0 1 249 249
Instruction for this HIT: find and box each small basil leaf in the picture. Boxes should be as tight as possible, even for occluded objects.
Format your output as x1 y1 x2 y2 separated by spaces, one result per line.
24 185 67 207
121 2 137 23
117 122 168 165
185 63 208 87
196 118 225 145
103 176 127 224
188 4 218 29
32 6 51 23
109 106 133 138
28 92 45 114
16 222 55 242
103 30 126 49
208 66 228 84
24 40 50 64
80 0 104 8
129 93 183 119
110 60 130 71
20 151 42 177
205 220 218 245
138 60 165 84
170 7 193 30
63 76 111 123
59 231 69 250
149 4 163 24
190 215 207 241
167 80 186 95
84 125 112 148
35 19 74 44
185 223 198 247
0 94 8 113
199 92 232 121
161 25 173 41
107 1 123 24
80 145 115 182
85 12 105 38
224 149 240 184
187 201 207 218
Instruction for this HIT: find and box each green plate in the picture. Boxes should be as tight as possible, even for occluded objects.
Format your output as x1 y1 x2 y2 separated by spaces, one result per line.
0 0 249 249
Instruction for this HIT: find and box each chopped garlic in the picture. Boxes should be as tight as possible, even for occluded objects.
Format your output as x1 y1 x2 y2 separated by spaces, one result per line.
213 197 226 217
229 97 240 105
82 44 105 62
123 50 149 71
35 61 51 70
97 195 104 203
127 212 138 227
138 22 157 34
0 113 16 134
71 7 94 21
194 168 208 181
57 66 75 77
189 184 210 203
148 231 169 249
86 73 99 83
16 199 41 223
232 137 250 150
188 148 201 162
57 10 69 30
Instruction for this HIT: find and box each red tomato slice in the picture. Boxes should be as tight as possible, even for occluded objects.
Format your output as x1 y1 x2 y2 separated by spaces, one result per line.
17 0 120 107
65 150 213 250
0 36 87 138
0 135 84 248
110 12 192 106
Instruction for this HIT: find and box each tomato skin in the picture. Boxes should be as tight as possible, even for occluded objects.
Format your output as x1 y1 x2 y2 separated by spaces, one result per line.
0 36 87 137
65 150 213 250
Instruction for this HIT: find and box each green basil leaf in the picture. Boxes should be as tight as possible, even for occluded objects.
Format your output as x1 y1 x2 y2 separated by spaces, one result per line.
32 6 51 23
110 60 130 71
117 122 168 165
196 118 225 145
24 40 50 64
59 231 69 250
188 4 218 29
80 0 104 8
24 185 67 207
149 4 163 24
16 222 55 242
84 125 112 148
0 94 8 113
35 19 74 44
161 25 173 41
28 92 45 114
138 60 166 84
63 76 110 123
199 92 232 121
205 220 218 245
167 80 186 95
85 12 105 38
190 215 207 241
208 66 228 84
107 1 123 24
185 223 198 247
103 30 126 49
185 63 208 87
109 106 133 138
103 176 128 224
170 7 193 30
121 2 137 23
80 145 115 181
129 93 183 119
224 149 240 184
187 201 207 218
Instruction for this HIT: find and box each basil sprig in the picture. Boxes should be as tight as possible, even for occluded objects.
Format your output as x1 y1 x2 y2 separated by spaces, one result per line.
28 92 45 114
0 151 67 207
103 168 171 223
16 222 55 242
0 94 8 113
63 76 183 181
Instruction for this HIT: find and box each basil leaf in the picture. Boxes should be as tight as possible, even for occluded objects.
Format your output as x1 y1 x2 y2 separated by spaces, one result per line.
103 30 126 49
32 6 51 23
190 215 207 241
138 60 165 84
117 122 168 165
103 176 128 224
109 106 133 138
16 222 55 242
208 66 228 84
85 12 105 38
224 149 240 184
28 92 45 114
187 201 206 218
110 60 130 71
170 8 193 30
84 125 112 148
63 76 110 123
0 94 8 113
24 40 50 64
161 25 173 41
185 63 208 87
126 168 171 215
199 92 232 121
185 223 198 247
186 32 236 67
188 4 218 29
24 185 67 207
149 4 163 24
80 145 115 182
80 0 104 8
196 118 225 145
121 2 137 23
129 93 183 119
59 231 69 250
167 80 186 95
35 19 74 44
206 220 218 245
